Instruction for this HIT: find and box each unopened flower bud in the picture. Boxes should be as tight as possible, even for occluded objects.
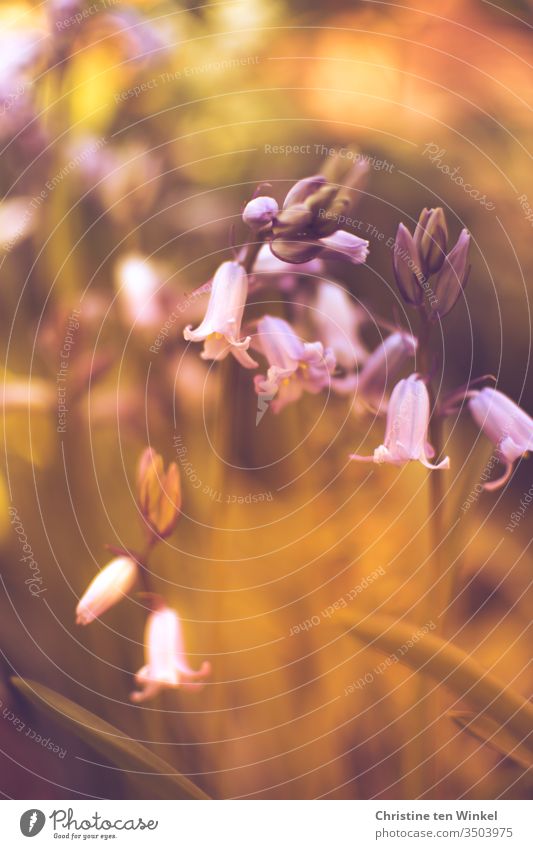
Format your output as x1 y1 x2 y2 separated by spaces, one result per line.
324 159 369 228
392 223 424 306
414 207 448 276
318 230 369 264
282 175 326 208
269 237 322 264
137 447 181 539
430 229 470 319
76 557 138 625
315 206 348 237
242 196 278 229
304 184 338 217
272 203 313 238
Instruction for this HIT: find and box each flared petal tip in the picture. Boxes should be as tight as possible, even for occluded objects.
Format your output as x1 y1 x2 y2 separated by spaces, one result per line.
75 608 95 626
421 454 451 470
349 452 375 463
183 324 205 342
482 460 514 492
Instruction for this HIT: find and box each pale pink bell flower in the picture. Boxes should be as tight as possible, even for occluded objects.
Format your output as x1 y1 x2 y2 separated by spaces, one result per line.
350 374 450 469
468 388 533 490
131 606 210 703
184 261 257 368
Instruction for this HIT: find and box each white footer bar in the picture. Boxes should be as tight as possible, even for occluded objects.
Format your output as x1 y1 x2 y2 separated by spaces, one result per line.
3 799 532 848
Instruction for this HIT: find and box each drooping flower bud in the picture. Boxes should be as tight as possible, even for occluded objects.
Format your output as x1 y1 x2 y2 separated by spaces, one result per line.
137 447 181 539
414 207 448 276
320 159 370 235
272 203 313 238
131 606 211 702
468 388 533 490
242 196 278 229
269 238 323 264
318 230 369 265
350 375 449 469
345 331 417 413
251 243 324 278
282 175 326 208
76 557 138 626
429 229 470 319
304 184 339 221
392 223 424 306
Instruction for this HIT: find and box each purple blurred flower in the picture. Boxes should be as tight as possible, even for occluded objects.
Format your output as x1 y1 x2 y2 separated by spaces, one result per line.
333 331 417 412
313 281 368 370
72 138 162 226
114 253 167 330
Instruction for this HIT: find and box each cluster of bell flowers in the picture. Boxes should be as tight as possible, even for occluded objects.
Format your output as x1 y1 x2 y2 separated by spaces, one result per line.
183 171 533 493
74 174 533 705
75 448 210 702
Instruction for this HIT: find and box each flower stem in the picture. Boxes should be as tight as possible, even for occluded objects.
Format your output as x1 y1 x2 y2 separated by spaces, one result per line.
417 310 447 797
241 237 264 273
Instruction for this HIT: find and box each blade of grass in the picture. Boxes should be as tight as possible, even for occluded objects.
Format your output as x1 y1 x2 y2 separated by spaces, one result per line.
450 711 533 772
343 615 533 745
11 677 210 800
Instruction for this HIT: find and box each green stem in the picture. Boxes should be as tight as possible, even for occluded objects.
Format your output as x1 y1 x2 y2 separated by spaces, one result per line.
241 236 264 273
137 536 158 599
402 311 444 798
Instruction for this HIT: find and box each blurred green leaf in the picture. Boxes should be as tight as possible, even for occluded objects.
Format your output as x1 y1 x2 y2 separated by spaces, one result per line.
450 711 533 772
345 616 533 747
11 677 209 800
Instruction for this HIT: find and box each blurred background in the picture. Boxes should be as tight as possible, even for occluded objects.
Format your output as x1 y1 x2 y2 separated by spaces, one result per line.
0 0 532 800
